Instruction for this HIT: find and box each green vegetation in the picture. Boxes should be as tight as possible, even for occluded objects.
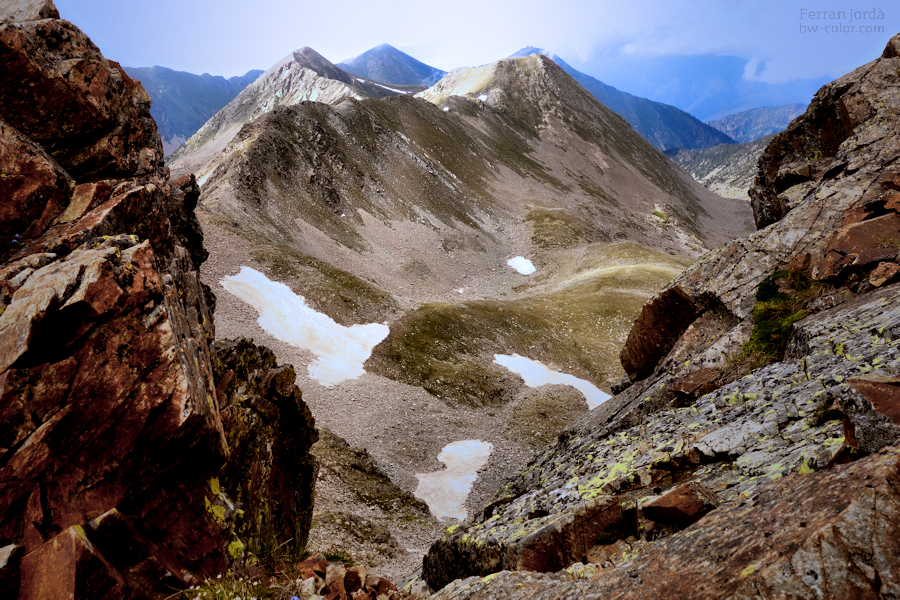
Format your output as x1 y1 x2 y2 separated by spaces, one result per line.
368 243 689 406
181 574 275 600
743 269 828 360
652 211 669 222
526 207 595 248
322 551 354 565
249 242 399 326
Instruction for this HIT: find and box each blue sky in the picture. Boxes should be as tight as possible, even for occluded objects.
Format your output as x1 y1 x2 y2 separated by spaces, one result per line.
54 0 896 86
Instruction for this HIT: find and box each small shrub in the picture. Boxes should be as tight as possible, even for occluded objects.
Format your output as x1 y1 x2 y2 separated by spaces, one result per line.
322 551 354 565
743 269 828 360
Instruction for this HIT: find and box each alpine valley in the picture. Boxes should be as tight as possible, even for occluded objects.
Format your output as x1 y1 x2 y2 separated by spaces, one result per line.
2 2 900 600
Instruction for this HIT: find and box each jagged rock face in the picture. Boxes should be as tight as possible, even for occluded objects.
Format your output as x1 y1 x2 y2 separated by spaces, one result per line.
420 34 900 597
749 37 900 230
0 3 317 598
213 338 318 556
0 13 162 182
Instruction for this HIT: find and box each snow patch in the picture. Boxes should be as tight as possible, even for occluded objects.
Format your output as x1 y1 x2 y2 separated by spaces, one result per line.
373 82 412 94
478 94 488 101
493 354 612 409
507 256 535 275
221 267 389 386
442 107 450 112
415 440 493 521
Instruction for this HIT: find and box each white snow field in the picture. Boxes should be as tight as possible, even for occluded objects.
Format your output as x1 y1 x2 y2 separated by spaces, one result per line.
222 267 390 386
507 256 536 275
493 354 612 409
415 440 494 521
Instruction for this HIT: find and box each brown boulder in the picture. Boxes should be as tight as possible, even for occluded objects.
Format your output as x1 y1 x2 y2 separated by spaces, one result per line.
18 526 125 600
296 555 330 581
871 261 900 287
819 212 900 277
344 565 367 594
641 482 718 528
669 368 720 396
620 286 697 381
850 376 900 425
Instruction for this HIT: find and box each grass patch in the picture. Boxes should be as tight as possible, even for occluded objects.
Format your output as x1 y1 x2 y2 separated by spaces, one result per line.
322 551 354 565
743 269 829 360
720 349 773 383
368 244 688 406
652 211 669 222
250 243 399 326
181 574 275 600
526 207 586 248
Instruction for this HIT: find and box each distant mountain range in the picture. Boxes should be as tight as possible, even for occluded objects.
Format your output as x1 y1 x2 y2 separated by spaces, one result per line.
338 43 446 86
706 104 806 143
168 47 424 178
131 44 811 158
508 47 734 151
570 53 829 121
666 135 773 200
123 66 263 155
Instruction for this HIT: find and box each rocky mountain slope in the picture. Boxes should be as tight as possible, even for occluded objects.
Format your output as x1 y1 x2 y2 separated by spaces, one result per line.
706 103 806 143
123 66 263 156
0 2 324 597
339 43 446 86
168 46 423 182
665 135 772 199
418 32 900 599
509 47 736 151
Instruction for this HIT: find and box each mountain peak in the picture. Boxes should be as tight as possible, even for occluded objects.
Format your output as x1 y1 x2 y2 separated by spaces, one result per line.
508 46 546 58
338 44 446 86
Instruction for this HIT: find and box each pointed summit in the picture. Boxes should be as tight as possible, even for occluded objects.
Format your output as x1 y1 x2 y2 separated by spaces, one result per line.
338 44 446 86
507 46 547 58
501 48 734 150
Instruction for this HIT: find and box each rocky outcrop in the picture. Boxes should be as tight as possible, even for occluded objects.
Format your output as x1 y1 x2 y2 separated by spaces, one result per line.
0 3 317 598
0 10 162 182
748 38 900 230
212 338 318 558
420 33 900 598
431 446 900 600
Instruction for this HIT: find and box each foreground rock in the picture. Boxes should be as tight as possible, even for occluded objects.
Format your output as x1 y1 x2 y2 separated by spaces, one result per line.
432 446 900 600
0 3 317 598
420 32 900 597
